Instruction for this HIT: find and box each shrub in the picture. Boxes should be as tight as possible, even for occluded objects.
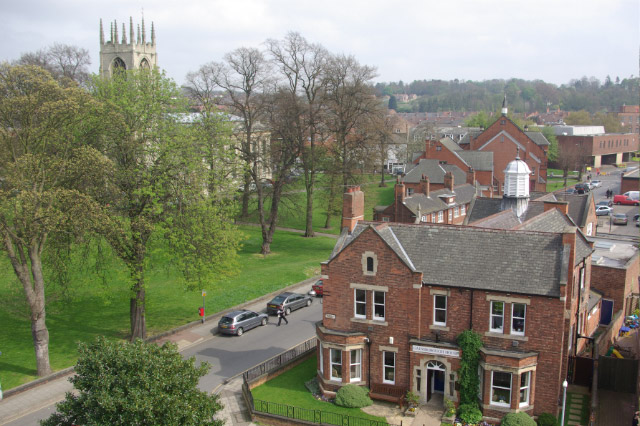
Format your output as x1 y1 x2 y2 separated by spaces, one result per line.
334 384 372 408
458 403 483 424
406 391 420 407
536 413 559 426
443 398 456 417
501 411 537 426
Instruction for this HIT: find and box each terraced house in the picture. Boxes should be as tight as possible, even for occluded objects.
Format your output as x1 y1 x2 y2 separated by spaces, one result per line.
316 185 594 422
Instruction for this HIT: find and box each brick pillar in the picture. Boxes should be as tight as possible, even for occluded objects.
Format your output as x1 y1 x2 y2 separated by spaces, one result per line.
444 171 454 190
466 167 476 185
420 175 430 196
342 186 364 233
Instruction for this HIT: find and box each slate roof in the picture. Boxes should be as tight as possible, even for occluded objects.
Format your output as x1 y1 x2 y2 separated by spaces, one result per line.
402 184 477 216
456 151 493 171
525 131 550 146
404 159 466 184
458 131 481 146
469 210 521 230
439 137 463 152
562 193 593 228
465 198 503 223
330 222 568 297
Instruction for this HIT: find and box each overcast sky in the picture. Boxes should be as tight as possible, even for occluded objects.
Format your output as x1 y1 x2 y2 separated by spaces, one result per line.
2 0 638 87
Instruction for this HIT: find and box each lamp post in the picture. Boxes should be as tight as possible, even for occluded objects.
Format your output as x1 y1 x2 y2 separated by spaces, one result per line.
560 379 568 426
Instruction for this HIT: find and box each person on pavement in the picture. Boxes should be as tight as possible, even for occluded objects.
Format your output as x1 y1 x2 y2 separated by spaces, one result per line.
277 308 288 326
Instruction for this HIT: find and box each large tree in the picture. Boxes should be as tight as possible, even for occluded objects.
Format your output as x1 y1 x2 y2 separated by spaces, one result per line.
91 69 241 340
266 32 329 237
41 337 223 426
15 43 91 86
0 64 108 376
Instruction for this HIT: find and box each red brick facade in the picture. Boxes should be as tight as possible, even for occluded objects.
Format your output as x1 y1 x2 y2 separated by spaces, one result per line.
317 197 591 421
467 117 548 194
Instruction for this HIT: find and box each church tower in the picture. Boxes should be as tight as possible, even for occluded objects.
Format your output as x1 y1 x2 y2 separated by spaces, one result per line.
99 17 157 78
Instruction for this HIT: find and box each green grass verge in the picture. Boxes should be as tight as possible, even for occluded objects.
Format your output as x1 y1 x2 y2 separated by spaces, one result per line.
0 226 336 391
547 178 580 192
242 174 395 235
251 355 386 424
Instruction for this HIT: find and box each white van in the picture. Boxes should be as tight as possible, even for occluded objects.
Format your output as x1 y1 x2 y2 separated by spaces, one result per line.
623 191 639 201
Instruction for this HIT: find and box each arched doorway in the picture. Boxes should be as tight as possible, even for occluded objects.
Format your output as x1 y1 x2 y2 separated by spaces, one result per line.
426 360 446 402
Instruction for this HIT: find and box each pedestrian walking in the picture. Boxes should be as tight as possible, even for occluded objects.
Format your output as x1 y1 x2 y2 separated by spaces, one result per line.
277 308 288 326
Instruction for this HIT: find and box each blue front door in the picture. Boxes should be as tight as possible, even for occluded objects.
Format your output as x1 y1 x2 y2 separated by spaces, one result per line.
433 370 444 392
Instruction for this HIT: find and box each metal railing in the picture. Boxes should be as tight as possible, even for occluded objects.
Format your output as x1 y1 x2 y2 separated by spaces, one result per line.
252 399 397 426
243 337 317 382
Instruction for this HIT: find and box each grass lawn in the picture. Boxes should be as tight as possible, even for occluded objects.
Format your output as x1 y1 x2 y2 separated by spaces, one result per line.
242 174 395 235
251 355 387 424
0 226 336 391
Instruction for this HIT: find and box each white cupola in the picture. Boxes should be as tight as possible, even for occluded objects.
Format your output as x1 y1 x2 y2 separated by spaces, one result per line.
503 154 531 198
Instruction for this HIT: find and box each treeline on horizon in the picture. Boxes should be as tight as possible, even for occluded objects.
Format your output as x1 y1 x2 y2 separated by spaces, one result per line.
374 76 639 114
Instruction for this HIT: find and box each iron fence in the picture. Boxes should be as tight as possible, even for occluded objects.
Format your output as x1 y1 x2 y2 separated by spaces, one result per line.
252 399 398 426
243 336 317 382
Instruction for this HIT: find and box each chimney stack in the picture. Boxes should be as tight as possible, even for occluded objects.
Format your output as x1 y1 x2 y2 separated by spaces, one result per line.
543 200 569 215
444 171 454 191
420 174 430 197
466 167 476 186
342 186 364 233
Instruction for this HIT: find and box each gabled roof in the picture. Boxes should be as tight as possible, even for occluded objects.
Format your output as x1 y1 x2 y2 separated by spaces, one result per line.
402 184 476 216
563 193 593 228
456 151 493 172
525 131 550 146
404 159 466 184
330 222 568 297
465 198 503 223
469 209 521 230
439 137 463 152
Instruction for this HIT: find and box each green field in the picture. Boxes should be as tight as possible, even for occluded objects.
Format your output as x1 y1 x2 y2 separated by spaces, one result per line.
0 226 336 390
251 355 386 424
243 174 395 234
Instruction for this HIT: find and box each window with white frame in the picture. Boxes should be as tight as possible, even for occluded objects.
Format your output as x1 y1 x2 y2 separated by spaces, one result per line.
491 371 511 406
579 266 585 290
421 215 427 222
319 344 324 374
490 301 504 332
330 349 342 380
382 216 390 222
519 371 530 406
437 211 444 223
373 291 385 320
461 205 466 215
407 188 414 196
454 206 459 218
434 295 447 325
448 209 453 221
354 289 366 318
432 214 436 223
586 222 593 236
383 351 395 384
511 303 526 336
350 349 362 382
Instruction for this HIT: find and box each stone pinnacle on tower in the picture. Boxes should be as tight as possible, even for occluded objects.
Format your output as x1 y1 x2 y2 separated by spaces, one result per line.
137 24 141 44
110 21 114 43
114 20 118 44
151 22 155 45
122 23 127 44
100 19 104 45
142 17 146 44
130 17 134 45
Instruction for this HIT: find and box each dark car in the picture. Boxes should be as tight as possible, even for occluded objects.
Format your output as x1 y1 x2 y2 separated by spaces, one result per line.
267 292 312 315
596 200 613 208
311 279 323 297
574 183 590 194
218 310 268 336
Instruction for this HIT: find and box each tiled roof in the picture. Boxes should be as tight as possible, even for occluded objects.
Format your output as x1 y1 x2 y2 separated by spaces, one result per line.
469 210 521 230
524 131 550 146
465 198 503 223
332 222 568 297
402 184 476 216
439 137 463 152
563 193 592 227
404 159 466 184
456 151 493 172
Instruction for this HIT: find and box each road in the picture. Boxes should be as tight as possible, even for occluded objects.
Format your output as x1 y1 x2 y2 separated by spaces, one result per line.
588 168 639 238
3 291 323 426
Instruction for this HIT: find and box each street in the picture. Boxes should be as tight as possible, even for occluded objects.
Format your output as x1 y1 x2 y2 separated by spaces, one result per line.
2 285 322 426
587 168 639 238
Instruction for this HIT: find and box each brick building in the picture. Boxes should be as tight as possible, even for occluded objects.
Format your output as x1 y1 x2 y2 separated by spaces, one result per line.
617 105 640 135
553 125 639 167
457 113 549 194
317 187 594 421
412 138 494 196
619 168 639 194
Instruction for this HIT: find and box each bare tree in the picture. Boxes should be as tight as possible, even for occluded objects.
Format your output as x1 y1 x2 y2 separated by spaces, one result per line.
194 48 272 218
266 32 329 237
323 54 378 190
15 43 91 86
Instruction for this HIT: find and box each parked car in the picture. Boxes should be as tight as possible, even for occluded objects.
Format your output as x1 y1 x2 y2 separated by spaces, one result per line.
623 191 639 201
596 200 613 208
310 279 323 297
611 213 628 226
595 206 612 216
635 214 639 227
589 180 602 188
267 292 313 315
218 310 268 336
575 183 590 194
613 195 639 206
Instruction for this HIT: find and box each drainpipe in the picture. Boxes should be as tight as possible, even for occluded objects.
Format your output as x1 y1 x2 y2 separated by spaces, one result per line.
469 289 474 330
366 337 372 388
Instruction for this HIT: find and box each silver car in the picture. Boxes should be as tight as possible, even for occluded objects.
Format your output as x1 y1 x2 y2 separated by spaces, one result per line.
218 310 268 336
267 292 313 315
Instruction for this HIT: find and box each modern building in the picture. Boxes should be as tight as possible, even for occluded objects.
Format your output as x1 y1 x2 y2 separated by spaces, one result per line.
553 125 639 167
617 105 640 135
317 185 594 421
99 17 158 78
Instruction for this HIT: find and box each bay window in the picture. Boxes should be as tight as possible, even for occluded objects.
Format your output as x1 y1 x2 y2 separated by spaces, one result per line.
350 349 362 382
330 349 342 380
491 371 511 406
